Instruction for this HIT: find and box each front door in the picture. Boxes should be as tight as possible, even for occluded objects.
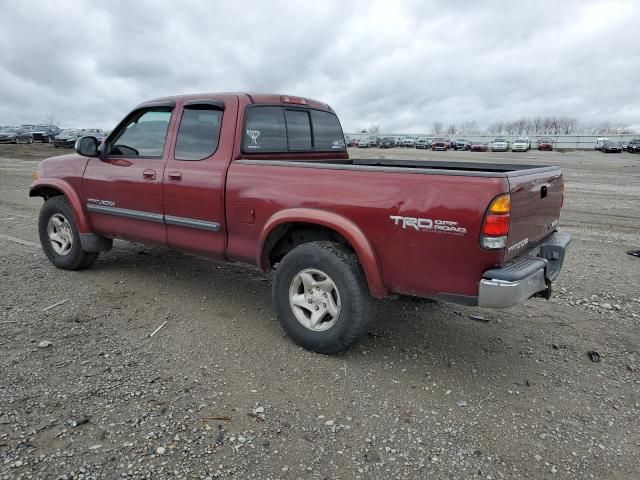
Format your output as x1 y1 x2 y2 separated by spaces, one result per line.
83 104 176 246
163 97 238 258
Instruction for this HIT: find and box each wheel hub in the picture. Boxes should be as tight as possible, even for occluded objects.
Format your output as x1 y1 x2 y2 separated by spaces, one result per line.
289 268 341 332
47 213 73 256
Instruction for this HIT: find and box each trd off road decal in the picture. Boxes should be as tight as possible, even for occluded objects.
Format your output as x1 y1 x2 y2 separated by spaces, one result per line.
246 129 261 149
331 139 346 149
390 215 467 235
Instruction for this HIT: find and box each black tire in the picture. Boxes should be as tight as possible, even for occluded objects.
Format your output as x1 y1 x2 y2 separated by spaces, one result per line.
38 196 99 270
272 241 375 354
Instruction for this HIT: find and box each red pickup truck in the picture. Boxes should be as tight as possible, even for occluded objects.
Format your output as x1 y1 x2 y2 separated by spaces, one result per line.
31 93 571 353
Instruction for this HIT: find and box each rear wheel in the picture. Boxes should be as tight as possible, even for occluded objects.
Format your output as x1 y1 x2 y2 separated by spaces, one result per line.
272 241 375 354
38 196 99 270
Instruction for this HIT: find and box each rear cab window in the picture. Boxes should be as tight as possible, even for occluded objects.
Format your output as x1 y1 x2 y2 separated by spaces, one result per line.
243 105 345 153
175 105 223 160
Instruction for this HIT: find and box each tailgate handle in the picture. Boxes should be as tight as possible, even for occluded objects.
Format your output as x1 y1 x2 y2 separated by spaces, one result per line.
540 186 547 198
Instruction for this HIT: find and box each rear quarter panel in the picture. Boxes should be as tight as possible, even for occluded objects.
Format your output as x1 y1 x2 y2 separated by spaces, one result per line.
225 163 508 298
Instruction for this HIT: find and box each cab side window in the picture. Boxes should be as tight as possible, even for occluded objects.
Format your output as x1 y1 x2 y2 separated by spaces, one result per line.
109 108 172 157
175 106 223 160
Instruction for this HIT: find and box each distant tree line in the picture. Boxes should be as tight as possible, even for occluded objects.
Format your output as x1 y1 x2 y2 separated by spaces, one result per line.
358 117 636 135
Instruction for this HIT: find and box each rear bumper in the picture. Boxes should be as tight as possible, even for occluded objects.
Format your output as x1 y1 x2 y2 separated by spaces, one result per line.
478 231 571 308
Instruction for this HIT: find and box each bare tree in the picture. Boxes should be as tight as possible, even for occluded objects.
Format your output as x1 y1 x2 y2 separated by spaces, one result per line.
432 121 443 135
366 124 381 134
487 122 503 135
43 113 56 126
445 124 457 135
460 121 478 135
532 117 543 134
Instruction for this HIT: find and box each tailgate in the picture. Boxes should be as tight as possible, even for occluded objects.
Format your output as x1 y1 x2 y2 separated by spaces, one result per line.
504 167 563 261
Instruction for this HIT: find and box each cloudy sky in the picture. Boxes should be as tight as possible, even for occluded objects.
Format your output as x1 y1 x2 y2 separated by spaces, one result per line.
1 0 638 133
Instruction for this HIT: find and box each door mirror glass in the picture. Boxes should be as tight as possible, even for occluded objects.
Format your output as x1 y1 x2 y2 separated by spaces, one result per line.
75 136 99 157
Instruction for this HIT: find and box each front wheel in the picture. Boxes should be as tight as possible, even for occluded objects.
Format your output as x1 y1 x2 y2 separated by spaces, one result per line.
38 196 99 270
272 241 375 354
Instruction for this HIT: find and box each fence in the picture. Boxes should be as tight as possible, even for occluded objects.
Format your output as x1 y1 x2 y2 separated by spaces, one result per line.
344 133 639 150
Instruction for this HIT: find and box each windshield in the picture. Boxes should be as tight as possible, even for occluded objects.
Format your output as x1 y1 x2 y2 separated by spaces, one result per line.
514 139 527 143
1 128 18 133
60 129 81 136
540 138 552 142
495 138 507 142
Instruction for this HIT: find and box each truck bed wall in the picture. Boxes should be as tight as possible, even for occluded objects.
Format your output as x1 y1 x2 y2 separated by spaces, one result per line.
225 162 508 298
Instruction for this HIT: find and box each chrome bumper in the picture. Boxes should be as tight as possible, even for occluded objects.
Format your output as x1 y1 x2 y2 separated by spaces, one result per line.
478 231 571 308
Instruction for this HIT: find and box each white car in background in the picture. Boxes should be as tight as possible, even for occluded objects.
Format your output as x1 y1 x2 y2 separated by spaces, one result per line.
491 138 510 152
356 138 370 148
402 137 416 147
594 138 609 150
512 138 530 152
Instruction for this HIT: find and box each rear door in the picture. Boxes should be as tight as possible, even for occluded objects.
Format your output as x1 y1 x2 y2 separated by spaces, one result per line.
83 103 175 246
504 168 564 260
162 97 238 258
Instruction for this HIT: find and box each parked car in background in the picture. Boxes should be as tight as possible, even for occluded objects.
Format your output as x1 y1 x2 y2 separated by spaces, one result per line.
537 138 554 151
594 138 609 150
511 138 530 152
601 140 622 153
402 137 416 148
470 140 488 152
53 129 83 148
380 137 395 149
453 139 471 151
32 125 59 143
431 138 449 151
626 139 640 153
491 138 510 152
0 127 33 144
356 137 370 148
415 137 431 149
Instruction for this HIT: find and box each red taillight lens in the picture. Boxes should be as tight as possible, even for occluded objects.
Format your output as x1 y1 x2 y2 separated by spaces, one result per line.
480 194 511 249
482 214 510 236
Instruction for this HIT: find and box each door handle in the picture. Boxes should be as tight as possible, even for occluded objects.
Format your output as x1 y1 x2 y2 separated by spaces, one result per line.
168 171 182 181
143 169 156 180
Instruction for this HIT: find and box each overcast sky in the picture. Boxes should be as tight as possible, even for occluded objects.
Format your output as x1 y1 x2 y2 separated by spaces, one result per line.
1 0 639 133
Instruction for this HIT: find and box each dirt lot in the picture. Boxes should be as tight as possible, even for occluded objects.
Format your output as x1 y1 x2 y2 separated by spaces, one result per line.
1 144 639 479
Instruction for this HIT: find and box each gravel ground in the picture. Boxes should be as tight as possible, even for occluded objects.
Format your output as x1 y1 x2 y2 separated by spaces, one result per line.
1 144 639 479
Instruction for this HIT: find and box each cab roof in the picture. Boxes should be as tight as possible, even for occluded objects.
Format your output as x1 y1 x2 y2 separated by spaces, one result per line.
137 93 333 112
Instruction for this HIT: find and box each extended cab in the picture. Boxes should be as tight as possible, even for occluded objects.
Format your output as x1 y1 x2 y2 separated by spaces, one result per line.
31 93 571 354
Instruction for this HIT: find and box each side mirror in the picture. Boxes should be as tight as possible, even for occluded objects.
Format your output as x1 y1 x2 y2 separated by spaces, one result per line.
75 136 99 157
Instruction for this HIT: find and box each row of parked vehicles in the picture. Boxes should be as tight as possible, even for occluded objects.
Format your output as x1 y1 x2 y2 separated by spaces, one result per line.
349 136 556 152
0 125 108 147
594 137 640 153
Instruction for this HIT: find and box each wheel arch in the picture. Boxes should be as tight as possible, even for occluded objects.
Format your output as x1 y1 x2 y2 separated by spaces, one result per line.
30 179 91 233
258 208 388 298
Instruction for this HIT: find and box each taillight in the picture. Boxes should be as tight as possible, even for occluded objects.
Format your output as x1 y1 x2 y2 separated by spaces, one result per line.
480 194 511 249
